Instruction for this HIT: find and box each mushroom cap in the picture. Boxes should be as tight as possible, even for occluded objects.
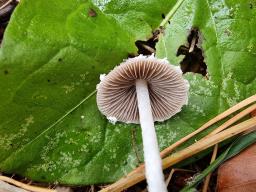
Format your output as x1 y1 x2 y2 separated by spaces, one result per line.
96 55 189 124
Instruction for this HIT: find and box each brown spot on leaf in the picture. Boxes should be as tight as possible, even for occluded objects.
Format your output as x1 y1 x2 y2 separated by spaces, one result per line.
249 3 253 9
88 8 97 17
4 69 8 75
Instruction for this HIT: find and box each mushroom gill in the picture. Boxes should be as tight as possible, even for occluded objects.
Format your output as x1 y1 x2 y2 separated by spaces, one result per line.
97 55 189 123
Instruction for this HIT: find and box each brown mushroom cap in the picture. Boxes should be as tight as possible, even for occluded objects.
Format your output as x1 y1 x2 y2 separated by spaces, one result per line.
96 55 189 124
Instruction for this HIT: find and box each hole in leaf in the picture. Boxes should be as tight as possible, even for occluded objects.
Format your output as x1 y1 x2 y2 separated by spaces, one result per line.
177 28 208 77
0 0 18 45
135 29 164 55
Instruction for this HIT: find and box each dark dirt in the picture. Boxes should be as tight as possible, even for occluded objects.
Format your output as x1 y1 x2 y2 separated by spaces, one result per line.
88 8 97 17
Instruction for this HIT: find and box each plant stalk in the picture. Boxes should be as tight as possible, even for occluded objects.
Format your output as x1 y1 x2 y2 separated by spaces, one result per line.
159 0 186 27
135 79 167 192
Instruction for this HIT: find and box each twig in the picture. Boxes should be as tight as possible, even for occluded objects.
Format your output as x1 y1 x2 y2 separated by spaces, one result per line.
202 144 218 192
89 185 95 192
165 168 194 187
166 169 175 188
0 176 56 192
189 36 197 53
100 117 256 192
141 44 155 53
0 0 12 10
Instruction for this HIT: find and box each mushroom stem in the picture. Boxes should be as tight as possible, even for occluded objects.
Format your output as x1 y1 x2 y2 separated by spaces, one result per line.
135 79 167 192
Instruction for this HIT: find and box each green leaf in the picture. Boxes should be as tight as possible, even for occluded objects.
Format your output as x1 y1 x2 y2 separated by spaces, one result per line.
157 0 256 130
0 0 255 185
181 131 256 191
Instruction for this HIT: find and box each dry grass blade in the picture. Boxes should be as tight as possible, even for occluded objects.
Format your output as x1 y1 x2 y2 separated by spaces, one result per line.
2 95 255 192
0 176 56 192
202 103 256 191
160 95 256 158
101 117 256 192
202 144 218 192
209 103 256 136
100 95 256 192
123 95 256 182
100 117 256 192
165 169 175 187
162 117 256 168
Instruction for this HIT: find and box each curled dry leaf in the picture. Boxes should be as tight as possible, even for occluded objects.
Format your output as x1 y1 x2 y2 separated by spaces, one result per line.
217 143 256 192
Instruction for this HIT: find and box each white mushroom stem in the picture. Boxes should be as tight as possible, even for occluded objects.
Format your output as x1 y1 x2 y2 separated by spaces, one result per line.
135 79 167 192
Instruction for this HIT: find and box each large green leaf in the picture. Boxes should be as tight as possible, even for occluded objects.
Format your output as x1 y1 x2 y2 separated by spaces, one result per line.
0 0 255 185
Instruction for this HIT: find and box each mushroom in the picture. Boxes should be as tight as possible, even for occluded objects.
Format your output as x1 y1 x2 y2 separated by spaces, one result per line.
96 54 189 192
